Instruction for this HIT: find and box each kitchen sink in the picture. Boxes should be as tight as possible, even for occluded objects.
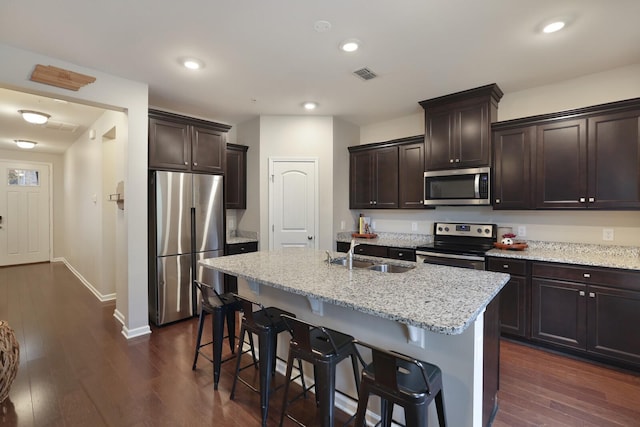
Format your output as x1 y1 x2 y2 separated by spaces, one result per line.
330 258 375 268
368 264 415 273
329 257 414 273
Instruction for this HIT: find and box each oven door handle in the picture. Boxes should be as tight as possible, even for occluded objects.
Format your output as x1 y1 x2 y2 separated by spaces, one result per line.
416 251 485 262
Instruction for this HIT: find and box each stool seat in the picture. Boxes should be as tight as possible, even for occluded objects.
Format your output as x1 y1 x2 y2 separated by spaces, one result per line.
192 281 250 390
230 295 305 427
353 341 446 427
279 315 361 427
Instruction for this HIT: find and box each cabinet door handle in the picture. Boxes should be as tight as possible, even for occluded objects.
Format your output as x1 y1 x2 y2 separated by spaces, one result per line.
419 200 423 203
579 197 586 202
588 197 595 202
579 291 585 297
589 292 595 298
184 161 189 166
373 201 377 205
369 201 373 205
450 159 454 163
495 199 501 204
193 162 198 166
583 273 591 278
455 158 460 163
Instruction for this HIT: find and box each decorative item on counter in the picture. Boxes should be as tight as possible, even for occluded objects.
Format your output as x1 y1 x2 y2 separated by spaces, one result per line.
494 232 528 250
358 215 371 235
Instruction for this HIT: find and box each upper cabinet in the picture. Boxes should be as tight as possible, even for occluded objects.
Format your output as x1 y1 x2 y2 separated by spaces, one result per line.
149 109 231 173
492 98 640 210
420 84 503 170
349 135 425 210
225 143 248 209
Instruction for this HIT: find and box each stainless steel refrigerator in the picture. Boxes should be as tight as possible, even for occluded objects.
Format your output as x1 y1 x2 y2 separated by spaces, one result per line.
149 171 225 326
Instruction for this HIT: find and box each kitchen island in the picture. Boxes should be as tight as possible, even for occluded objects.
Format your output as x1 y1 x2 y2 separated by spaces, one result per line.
200 248 509 426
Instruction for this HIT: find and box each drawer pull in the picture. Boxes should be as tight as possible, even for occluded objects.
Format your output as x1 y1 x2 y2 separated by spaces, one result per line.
398 253 403 257
579 291 585 297
503 264 509 269
589 292 595 298
583 273 591 278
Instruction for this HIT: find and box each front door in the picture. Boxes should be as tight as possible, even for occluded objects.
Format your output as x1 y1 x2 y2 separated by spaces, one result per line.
0 161 51 266
269 158 318 249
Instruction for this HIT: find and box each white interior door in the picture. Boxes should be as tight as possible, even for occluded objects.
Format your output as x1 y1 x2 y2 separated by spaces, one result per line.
269 158 318 249
0 161 51 266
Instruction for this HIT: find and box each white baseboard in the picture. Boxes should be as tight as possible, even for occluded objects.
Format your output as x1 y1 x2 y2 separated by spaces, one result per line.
113 309 125 325
55 257 116 302
121 324 152 339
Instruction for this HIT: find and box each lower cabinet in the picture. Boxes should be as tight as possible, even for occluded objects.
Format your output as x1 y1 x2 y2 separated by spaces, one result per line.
335 241 416 261
486 258 529 338
224 241 258 292
531 261 640 367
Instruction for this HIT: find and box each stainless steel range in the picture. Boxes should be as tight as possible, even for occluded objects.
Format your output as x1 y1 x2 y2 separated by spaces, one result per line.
415 222 497 270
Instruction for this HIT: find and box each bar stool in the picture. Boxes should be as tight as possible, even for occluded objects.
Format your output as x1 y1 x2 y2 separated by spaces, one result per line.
278 315 361 427
353 341 446 427
230 294 305 427
192 281 255 390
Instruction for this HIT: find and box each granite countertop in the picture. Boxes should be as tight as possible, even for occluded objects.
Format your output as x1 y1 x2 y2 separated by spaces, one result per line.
486 241 640 271
336 232 432 249
199 248 509 335
227 236 258 244
226 230 259 245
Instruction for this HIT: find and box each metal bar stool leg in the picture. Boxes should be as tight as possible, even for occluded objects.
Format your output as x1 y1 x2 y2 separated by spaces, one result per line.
212 307 226 390
278 351 297 427
230 326 247 400
315 361 337 427
353 382 371 427
192 308 206 370
258 329 276 427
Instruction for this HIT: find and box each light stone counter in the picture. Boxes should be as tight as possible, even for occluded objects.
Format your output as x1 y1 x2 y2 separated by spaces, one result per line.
200 248 508 334
486 241 640 271
226 229 259 245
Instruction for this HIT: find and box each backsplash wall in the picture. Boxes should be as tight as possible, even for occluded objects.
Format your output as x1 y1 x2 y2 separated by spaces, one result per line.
342 208 640 247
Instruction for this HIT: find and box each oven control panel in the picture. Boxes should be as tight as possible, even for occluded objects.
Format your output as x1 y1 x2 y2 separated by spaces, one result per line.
434 222 496 238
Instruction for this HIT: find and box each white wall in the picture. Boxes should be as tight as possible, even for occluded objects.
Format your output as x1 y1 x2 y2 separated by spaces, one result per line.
332 118 360 248
0 44 149 338
234 117 261 244
0 149 64 257
257 116 334 250
355 64 640 247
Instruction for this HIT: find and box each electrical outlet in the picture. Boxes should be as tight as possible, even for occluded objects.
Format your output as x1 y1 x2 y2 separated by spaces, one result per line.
371 221 376 231
603 228 614 241
228 218 235 230
517 226 527 237
411 222 418 232
340 220 345 230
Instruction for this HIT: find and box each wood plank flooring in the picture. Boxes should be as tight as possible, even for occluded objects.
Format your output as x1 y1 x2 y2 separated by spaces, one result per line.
1 262 639 426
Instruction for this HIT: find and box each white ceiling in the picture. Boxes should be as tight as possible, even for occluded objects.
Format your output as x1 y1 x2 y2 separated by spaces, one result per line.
0 0 639 153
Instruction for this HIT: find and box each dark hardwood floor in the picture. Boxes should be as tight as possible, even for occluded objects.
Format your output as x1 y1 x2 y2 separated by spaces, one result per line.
1 262 639 426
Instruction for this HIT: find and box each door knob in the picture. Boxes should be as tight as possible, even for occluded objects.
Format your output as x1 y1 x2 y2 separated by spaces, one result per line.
307 236 313 240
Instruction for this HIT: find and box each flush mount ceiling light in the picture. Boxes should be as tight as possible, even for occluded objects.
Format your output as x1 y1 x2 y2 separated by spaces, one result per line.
542 21 566 33
340 39 361 53
182 58 204 70
14 140 37 149
19 110 50 124
303 102 318 110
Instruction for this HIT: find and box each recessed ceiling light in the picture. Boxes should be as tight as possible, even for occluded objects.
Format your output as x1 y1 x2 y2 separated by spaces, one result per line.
340 39 360 53
542 21 566 33
14 140 37 149
303 102 318 110
182 58 204 70
19 110 50 124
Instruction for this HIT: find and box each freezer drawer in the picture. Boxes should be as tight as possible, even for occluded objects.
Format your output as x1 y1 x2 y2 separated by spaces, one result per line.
155 254 193 325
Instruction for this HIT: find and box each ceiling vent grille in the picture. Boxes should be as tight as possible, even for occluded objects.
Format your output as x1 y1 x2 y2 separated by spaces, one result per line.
353 67 378 81
45 120 79 132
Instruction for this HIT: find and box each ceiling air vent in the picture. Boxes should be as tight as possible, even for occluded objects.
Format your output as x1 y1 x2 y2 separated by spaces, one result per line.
353 67 377 81
45 120 79 132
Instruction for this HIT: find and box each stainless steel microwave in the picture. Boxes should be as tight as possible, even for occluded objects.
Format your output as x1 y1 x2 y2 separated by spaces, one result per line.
423 166 491 206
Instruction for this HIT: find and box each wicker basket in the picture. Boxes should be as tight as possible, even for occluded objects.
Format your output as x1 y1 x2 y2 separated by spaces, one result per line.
0 321 19 403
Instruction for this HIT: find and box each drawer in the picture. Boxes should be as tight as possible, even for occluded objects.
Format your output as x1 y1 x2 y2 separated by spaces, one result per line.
354 244 388 258
336 241 350 253
532 262 640 291
487 258 527 276
225 241 258 255
388 247 416 262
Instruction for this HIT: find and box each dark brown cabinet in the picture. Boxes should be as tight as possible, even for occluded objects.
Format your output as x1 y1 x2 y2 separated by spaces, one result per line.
492 126 535 209
535 119 588 208
420 84 503 170
225 144 248 209
149 109 231 173
531 261 640 367
349 146 399 209
224 241 258 292
335 241 416 261
398 140 425 208
487 258 529 337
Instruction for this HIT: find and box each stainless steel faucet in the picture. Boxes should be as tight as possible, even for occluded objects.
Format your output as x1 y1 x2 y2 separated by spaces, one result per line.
346 239 359 270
